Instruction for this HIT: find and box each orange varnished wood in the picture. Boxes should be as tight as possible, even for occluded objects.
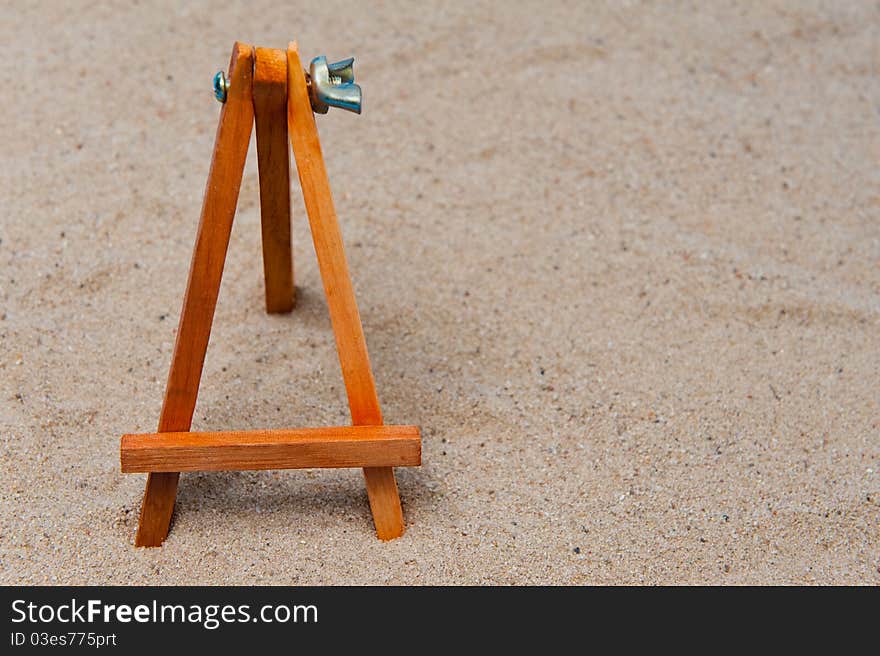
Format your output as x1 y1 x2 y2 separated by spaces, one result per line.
122 425 421 472
128 41 416 546
361 466 405 539
135 42 255 547
254 47 294 314
287 42 405 540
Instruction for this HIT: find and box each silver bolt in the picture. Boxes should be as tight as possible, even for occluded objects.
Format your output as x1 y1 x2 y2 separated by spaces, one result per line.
308 56 362 114
213 71 229 103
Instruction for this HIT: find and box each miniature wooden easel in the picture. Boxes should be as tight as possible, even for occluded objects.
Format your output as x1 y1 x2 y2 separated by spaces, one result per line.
120 42 420 547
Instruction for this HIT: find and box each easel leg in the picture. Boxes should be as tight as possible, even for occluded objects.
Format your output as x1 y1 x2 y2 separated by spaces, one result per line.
286 43 405 540
362 466 404 538
254 47 294 314
135 42 255 546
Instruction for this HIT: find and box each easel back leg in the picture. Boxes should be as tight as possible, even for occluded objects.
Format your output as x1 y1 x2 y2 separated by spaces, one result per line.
255 47 295 314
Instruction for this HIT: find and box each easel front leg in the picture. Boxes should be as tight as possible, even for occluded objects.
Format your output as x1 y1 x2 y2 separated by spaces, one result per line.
135 42 255 546
286 43 405 540
254 47 294 314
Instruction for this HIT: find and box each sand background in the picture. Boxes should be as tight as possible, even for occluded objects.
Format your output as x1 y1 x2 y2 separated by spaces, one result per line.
1 1 878 584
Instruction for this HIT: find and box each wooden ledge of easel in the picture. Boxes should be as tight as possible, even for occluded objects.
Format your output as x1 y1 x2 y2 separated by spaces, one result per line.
121 425 420 473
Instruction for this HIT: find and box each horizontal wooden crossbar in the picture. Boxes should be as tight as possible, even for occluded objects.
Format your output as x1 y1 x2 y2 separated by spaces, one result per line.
121 425 420 473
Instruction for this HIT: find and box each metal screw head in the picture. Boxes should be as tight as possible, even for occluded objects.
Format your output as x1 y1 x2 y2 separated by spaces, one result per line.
213 71 229 103
308 56 362 115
